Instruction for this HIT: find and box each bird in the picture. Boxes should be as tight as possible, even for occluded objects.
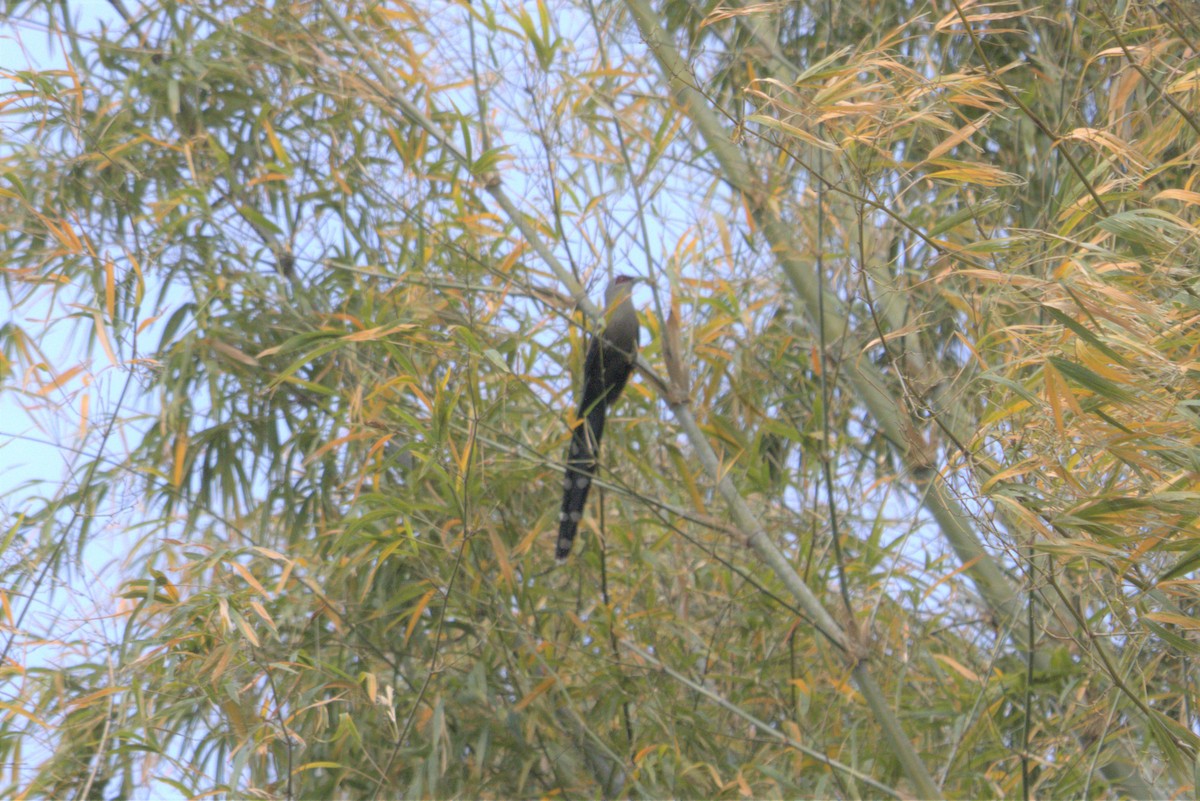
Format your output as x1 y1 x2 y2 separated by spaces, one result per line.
557 275 640 561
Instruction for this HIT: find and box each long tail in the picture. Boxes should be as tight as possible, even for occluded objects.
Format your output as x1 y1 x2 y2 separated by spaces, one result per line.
556 400 608 560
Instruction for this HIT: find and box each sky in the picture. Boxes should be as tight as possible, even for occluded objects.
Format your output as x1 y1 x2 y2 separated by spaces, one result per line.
1 5 138 559
0 6 193 799
1 6 132 493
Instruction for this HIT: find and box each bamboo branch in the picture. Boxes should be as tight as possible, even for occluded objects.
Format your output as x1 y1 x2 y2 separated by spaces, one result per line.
623 641 904 798
619 0 1023 638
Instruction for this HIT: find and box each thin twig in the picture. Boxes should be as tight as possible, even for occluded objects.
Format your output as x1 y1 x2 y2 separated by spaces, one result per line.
947 0 1110 216
622 640 903 797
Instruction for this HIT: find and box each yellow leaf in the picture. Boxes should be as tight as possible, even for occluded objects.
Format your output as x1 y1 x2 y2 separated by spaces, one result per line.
980 458 1041 494
67 686 127 709
92 312 118 366
927 113 991 161
736 769 752 796
210 644 232 682
744 113 838 152
830 677 863 703
926 163 1021 187
209 339 260 367
933 653 981 682
1062 127 1147 169
221 697 246 737
1124 535 1164 572
0 701 49 728
262 118 287 165
136 314 160 334
104 257 115 318
234 611 260 647
342 324 415 342
363 672 377 704
303 430 370 465
36 364 85 396
172 432 188 489
405 588 437 645
247 172 291 187
1044 365 1062 434
1076 343 1135 385
249 601 278 636
513 676 556 712
922 556 983 604
1154 189 1200 206
1146 612 1200 631
251 546 288 561
127 250 144 306
231 562 267 596
991 496 1051 537
935 5 1032 32
275 559 294 595
487 528 514 590
1167 68 1200 93
953 269 1042 287
633 744 661 764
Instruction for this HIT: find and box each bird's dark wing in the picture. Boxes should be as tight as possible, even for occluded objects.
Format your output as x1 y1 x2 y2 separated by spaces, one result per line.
556 300 638 561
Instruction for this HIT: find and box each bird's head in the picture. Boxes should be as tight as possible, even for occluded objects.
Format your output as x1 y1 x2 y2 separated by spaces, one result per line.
605 274 642 308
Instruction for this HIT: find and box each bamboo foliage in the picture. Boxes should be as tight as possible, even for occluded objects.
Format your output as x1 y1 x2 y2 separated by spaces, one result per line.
1 0 1198 798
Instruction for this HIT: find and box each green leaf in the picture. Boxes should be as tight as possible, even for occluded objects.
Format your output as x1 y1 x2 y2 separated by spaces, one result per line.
1047 356 1137 404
